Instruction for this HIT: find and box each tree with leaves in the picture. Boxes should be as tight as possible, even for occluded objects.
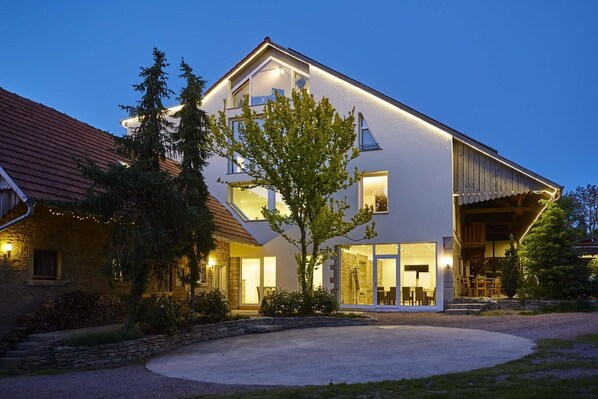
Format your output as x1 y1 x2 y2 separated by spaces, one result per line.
501 234 519 299
566 184 598 239
210 90 376 313
172 59 216 309
79 48 189 325
519 200 589 299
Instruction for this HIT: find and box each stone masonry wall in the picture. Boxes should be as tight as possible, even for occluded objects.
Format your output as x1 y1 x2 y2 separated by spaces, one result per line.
0 205 127 330
18 316 373 371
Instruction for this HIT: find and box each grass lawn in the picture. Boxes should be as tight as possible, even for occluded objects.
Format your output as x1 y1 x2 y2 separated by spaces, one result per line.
191 334 598 399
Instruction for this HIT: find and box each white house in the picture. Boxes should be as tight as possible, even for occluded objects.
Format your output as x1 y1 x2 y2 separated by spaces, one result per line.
123 37 561 311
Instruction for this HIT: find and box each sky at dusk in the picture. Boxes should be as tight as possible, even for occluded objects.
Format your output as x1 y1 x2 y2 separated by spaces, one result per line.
1 1 596 192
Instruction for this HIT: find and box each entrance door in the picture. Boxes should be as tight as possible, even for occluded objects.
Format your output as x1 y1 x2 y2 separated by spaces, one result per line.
241 258 260 305
375 258 397 306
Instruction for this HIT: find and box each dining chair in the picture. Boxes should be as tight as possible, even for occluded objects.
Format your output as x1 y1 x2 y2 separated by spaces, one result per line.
377 287 386 305
475 275 487 297
415 286 424 305
425 287 436 306
401 286 412 305
389 286 396 305
462 277 472 297
492 277 502 297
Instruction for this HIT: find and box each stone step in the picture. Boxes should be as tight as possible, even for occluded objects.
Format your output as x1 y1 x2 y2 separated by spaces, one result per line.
3 350 28 358
444 308 482 316
245 325 283 334
16 341 42 351
0 357 24 369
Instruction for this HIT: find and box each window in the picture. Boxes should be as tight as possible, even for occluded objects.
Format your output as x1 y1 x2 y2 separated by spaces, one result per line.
358 114 380 151
240 257 276 305
232 81 249 108
229 184 269 220
229 57 309 109
228 118 265 174
33 249 58 280
229 184 291 221
400 243 437 307
362 172 388 213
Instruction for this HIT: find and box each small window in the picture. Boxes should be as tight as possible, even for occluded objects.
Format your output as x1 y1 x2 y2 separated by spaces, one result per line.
33 249 58 280
362 172 388 213
359 114 380 151
232 80 249 108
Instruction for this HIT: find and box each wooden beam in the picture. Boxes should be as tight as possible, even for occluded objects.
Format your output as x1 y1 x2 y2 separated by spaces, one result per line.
464 207 534 215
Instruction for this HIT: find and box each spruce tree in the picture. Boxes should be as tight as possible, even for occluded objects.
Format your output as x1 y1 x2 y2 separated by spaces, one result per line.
173 59 216 310
79 48 187 326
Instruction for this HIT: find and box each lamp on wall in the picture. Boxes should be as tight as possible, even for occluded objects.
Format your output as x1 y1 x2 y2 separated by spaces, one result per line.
5 242 12 258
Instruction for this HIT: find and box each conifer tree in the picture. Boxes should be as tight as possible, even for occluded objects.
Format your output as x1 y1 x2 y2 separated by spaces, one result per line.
502 234 519 299
173 59 215 309
79 48 187 325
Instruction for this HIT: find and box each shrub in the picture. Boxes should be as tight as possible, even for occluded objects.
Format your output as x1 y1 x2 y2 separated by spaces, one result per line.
139 295 189 334
502 234 520 299
65 324 143 347
193 289 231 323
259 290 303 316
312 286 339 315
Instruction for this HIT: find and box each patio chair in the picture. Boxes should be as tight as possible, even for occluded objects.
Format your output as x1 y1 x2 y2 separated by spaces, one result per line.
475 275 487 297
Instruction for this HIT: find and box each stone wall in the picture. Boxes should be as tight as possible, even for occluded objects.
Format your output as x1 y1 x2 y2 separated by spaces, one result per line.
0 205 126 330
228 257 240 309
18 316 373 371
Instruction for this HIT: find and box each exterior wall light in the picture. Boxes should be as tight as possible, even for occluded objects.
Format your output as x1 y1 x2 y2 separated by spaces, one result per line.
4 242 12 258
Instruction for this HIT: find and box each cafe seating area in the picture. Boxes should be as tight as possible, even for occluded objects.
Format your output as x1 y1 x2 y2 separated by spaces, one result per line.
459 275 502 298
377 286 436 306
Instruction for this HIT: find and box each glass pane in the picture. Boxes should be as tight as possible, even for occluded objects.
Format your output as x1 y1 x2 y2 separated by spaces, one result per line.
363 174 388 213
375 244 398 255
230 185 268 220
251 60 292 105
241 258 261 304
294 72 309 92
400 243 437 306
232 81 249 108
307 255 324 288
230 120 248 173
376 258 397 305
264 256 276 288
340 245 373 305
359 116 380 150
275 191 291 217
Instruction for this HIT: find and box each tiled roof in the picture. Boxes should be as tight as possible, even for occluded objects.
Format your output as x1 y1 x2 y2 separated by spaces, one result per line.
0 87 259 246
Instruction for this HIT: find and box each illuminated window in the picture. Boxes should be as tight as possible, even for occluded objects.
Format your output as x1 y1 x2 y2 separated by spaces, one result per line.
232 81 249 108
229 184 269 221
359 114 380 151
362 172 388 213
229 57 309 109
275 191 291 217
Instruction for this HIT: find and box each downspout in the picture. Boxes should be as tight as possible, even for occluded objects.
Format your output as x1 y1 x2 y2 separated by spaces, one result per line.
0 166 35 232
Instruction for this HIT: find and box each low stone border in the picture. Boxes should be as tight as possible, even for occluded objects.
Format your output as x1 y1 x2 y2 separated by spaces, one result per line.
17 316 373 371
487 299 597 311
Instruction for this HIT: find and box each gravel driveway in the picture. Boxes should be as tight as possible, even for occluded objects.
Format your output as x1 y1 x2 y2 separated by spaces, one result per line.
1 312 596 399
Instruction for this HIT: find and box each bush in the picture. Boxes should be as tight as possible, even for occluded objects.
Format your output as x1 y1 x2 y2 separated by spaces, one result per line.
260 288 339 316
312 286 339 315
259 290 303 316
65 324 143 347
502 235 520 299
139 295 189 334
193 289 231 323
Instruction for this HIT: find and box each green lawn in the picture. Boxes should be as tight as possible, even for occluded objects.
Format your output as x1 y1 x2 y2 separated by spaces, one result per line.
191 334 598 399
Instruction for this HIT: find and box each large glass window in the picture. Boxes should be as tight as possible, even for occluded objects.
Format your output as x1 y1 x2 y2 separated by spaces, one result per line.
241 258 261 305
362 172 388 213
230 185 269 221
400 243 437 306
229 58 309 109
340 245 373 305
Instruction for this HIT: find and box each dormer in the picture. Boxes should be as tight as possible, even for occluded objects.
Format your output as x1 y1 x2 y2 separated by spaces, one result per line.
228 47 309 109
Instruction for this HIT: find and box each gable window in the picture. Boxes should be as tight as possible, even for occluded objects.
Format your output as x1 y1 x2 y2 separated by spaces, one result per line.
362 172 388 213
229 57 309 109
358 114 381 151
33 249 58 280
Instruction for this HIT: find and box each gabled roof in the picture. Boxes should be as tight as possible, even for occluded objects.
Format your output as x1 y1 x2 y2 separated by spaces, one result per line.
142 37 559 193
0 87 259 246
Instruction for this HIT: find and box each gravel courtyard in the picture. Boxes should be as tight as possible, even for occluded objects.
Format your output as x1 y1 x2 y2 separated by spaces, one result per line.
1 312 597 399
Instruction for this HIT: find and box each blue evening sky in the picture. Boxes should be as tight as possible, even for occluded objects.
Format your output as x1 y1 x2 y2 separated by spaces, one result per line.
1 1 596 192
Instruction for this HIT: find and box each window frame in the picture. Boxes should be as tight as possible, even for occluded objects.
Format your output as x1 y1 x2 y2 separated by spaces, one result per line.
228 56 310 110
33 249 60 280
360 171 389 214
358 113 381 151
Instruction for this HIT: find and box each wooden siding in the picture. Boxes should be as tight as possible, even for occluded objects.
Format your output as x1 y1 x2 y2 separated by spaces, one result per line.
453 141 549 205
0 177 20 218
